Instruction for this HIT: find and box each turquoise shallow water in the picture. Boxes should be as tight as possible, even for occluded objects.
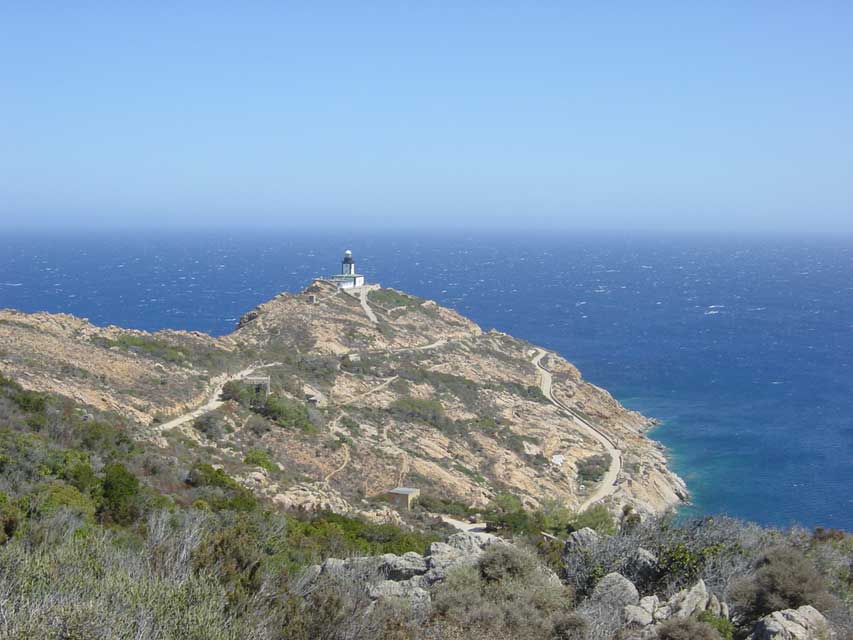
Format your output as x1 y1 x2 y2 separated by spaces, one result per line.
2 230 851 530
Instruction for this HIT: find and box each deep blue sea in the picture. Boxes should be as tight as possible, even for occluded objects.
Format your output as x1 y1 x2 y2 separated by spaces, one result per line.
2 231 852 531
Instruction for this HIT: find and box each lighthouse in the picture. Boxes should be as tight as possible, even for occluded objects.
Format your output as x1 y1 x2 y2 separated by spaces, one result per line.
341 249 356 276
329 249 365 289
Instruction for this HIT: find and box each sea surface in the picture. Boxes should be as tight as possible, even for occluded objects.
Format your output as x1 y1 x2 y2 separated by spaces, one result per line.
2 230 852 530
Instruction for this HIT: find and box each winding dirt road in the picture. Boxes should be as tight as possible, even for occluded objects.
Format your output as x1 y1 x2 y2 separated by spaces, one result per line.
357 287 379 324
145 362 281 436
531 348 623 511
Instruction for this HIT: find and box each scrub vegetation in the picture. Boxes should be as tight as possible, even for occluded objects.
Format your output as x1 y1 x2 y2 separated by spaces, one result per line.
0 374 851 639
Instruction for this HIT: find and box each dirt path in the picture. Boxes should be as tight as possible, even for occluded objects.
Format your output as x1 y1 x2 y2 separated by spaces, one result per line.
358 287 379 324
325 442 350 482
531 348 623 511
146 362 281 436
349 375 399 403
439 515 488 532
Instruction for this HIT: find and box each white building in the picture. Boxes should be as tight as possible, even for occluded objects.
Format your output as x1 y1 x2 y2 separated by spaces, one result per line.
328 250 365 289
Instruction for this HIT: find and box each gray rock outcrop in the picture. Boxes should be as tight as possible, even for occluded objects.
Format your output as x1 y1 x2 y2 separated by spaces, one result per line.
626 547 659 584
298 530 507 611
621 579 731 638
563 527 601 555
746 605 834 640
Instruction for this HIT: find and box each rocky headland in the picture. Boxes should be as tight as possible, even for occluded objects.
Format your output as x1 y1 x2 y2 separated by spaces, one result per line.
0 279 686 519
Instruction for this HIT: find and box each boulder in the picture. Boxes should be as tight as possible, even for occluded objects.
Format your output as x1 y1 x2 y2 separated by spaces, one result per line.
563 527 600 555
590 572 640 610
707 593 722 618
424 532 506 584
626 547 659 583
443 531 506 555
639 595 659 615
367 580 431 608
746 605 833 640
668 579 709 619
385 552 429 581
624 604 654 627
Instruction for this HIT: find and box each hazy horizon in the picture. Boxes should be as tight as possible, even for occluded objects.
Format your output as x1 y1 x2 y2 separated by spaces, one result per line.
2 4 851 233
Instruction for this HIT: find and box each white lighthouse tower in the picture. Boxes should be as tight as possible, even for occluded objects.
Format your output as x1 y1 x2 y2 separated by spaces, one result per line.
329 249 365 289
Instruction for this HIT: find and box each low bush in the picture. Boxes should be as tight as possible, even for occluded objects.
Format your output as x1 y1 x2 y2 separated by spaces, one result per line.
415 493 476 518
697 611 735 640
95 334 189 364
29 481 96 523
576 454 611 484
194 412 225 440
432 544 575 639
243 449 279 473
567 504 617 536
0 491 21 544
655 617 722 640
99 462 141 525
185 463 259 512
729 545 835 625
389 396 446 427
368 288 421 309
256 395 314 432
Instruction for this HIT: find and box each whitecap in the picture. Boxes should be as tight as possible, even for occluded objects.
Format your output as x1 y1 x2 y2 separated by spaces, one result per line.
0 282 22 287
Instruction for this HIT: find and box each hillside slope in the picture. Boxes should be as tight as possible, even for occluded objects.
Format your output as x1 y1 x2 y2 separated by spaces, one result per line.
0 280 686 517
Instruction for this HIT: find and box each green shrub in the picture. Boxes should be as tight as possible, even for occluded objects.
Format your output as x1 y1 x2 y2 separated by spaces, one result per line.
95 334 188 364
187 463 239 490
389 396 446 427
530 498 573 535
568 504 617 535
482 492 535 534
0 491 21 544
194 413 225 440
30 481 96 522
281 512 438 570
99 462 141 525
415 493 475 518
433 544 574 639
186 463 259 512
479 544 538 583
12 388 47 414
658 542 710 583
340 415 362 436
697 611 735 640
729 546 835 624
576 453 611 483
243 449 279 473
656 617 722 640
192 515 267 609
257 395 314 432
61 455 99 494
368 288 421 309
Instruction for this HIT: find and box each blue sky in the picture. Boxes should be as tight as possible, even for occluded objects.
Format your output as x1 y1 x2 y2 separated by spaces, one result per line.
1 3 851 232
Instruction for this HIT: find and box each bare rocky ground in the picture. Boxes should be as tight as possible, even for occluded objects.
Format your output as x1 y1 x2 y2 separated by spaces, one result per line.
0 280 687 519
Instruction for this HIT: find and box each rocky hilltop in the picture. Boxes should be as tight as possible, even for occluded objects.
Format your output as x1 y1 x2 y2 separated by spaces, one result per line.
0 280 686 518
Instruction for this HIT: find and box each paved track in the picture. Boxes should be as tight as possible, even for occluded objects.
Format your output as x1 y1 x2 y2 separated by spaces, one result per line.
531 348 623 510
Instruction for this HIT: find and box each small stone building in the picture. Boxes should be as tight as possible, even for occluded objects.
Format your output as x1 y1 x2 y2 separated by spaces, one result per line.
386 487 420 511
